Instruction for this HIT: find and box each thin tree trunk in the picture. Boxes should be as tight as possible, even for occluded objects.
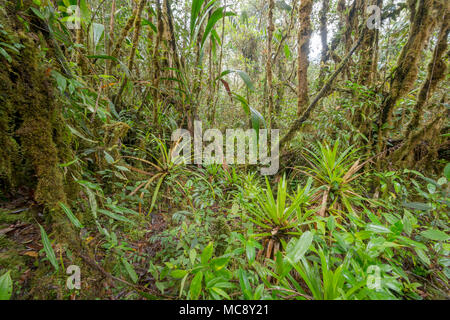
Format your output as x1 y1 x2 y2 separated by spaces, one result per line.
317 0 329 88
266 0 275 128
280 29 366 150
152 0 164 123
211 0 227 125
296 0 312 116
113 0 145 107
106 0 116 76
358 0 381 85
107 5 138 75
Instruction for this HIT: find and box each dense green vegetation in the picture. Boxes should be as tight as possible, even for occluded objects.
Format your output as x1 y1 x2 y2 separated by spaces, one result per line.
0 0 448 300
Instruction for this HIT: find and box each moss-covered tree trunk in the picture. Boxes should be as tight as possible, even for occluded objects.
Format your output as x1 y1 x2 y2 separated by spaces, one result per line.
391 8 449 167
376 0 437 156
0 2 72 225
266 0 275 127
296 0 312 116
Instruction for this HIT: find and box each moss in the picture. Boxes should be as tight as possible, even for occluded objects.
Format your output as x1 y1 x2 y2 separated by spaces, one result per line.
378 0 437 129
17 117 67 208
0 247 28 281
103 122 131 149
0 6 73 217
211 216 231 256
0 209 30 224
100 121 130 168
0 13 19 189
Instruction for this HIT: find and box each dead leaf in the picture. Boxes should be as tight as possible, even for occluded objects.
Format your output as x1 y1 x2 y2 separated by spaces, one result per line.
23 251 38 258
0 227 15 235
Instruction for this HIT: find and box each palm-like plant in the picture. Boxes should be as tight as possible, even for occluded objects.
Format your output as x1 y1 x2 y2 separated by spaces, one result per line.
287 248 365 300
300 141 366 218
123 135 194 215
243 175 315 261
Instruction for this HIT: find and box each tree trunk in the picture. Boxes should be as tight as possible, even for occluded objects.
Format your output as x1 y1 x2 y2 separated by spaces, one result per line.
296 0 312 116
392 9 449 165
266 0 275 127
376 0 437 154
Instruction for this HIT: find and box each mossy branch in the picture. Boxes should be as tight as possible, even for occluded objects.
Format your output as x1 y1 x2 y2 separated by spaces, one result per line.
279 28 366 151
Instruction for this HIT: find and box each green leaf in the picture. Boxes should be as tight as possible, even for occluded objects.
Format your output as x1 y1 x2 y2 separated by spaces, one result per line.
238 268 252 300
148 174 166 215
210 287 230 300
52 71 67 93
235 70 255 91
91 23 104 48
142 18 157 32
402 202 432 211
421 229 449 242
59 202 83 228
84 187 97 219
179 273 189 298
366 224 392 234
276 0 292 11
0 271 12 300
249 106 266 135
201 8 235 48
0 47 12 63
245 240 256 264
283 43 291 59
190 0 205 38
402 215 412 236
210 257 229 271
233 93 250 115
189 249 197 265
286 231 313 264
39 224 59 271
30 7 45 20
189 271 203 300
78 0 90 23
444 163 450 180
66 125 98 144
98 209 136 225
219 69 255 91
201 242 214 264
114 165 130 172
104 151 115 164
171 269 188 279
121 258 138 283
415 248 430 266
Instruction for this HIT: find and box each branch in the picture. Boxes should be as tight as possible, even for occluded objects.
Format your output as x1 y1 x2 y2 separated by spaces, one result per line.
279 28 366 150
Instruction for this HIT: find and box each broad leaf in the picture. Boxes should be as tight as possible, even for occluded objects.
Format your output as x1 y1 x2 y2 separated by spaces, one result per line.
39 224 59 272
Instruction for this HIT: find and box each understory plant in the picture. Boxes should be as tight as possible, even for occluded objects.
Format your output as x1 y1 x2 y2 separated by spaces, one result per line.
300 141 368 218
